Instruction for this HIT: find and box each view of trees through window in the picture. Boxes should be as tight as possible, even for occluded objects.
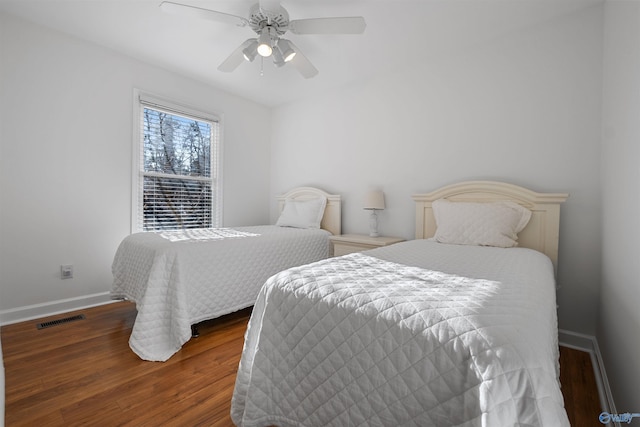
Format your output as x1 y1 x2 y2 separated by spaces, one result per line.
141 107 215 231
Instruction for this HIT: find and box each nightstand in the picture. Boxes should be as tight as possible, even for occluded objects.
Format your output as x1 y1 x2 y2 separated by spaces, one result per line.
329 234 405 257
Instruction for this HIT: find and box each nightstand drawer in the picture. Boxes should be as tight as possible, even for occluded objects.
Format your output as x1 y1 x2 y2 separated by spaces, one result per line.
333 242 373 257
329 234 405 256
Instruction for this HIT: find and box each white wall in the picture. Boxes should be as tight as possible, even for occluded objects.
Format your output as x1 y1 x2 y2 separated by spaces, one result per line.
0 13 271 319
599 0 640 411
270 5 604 335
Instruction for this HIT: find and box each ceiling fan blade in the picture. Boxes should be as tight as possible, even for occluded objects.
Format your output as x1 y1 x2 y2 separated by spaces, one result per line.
160 1 249 27
287 42 318 79
289 17 366 35
218 39 256 72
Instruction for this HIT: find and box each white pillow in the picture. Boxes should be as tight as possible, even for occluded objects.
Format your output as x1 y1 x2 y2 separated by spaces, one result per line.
432 199 531 248
276 197 327 229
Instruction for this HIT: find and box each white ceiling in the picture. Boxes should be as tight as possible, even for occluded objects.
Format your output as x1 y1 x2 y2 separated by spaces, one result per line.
0 0 600 107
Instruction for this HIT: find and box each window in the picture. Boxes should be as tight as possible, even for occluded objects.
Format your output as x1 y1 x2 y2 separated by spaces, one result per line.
134 93 221 231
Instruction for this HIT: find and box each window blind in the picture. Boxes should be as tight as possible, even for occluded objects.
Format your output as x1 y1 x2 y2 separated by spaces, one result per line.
137 96 220 231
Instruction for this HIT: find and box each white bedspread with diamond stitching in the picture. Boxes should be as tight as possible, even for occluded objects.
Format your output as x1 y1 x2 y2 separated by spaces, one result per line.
231 240 569 427
111 225 330 361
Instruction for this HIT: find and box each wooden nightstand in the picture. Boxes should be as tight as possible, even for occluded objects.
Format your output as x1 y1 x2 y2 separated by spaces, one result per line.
329 234 405 257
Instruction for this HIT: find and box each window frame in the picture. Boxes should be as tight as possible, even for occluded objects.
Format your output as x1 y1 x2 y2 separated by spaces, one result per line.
131 90 223 232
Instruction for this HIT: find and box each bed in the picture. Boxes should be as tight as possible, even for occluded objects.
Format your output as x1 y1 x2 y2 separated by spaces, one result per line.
230 181 570 427
111 186 341 362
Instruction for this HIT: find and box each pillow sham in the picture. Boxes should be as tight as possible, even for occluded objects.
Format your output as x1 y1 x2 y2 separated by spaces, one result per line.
432 199 531 248
276 197 327 229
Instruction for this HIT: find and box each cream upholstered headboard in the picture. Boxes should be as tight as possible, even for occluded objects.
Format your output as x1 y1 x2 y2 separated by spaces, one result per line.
277 187 342 236
412 181 568 271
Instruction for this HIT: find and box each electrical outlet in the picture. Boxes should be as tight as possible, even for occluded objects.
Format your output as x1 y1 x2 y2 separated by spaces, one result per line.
61 264 73 279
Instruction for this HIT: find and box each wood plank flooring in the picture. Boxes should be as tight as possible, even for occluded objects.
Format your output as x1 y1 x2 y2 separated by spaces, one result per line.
559 344 603 426
2 301 602 426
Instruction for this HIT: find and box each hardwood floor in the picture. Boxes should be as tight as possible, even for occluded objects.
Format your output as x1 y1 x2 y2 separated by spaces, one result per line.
2 302 602 426
559 345 603 426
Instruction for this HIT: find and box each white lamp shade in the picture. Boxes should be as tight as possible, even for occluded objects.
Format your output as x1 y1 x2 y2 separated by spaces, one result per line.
272 48 286 67
363 190 385 210
277 39 296 62
242 39 259 62
257 28 273 57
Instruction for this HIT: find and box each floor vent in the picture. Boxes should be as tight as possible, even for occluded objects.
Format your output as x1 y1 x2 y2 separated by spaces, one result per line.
37 314 86 330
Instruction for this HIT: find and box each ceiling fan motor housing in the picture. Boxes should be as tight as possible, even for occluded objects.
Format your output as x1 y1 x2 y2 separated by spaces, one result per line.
249 3 289 37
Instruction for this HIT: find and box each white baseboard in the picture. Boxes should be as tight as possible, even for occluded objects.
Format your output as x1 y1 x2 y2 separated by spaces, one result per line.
559 329 618 425
0 292 116 326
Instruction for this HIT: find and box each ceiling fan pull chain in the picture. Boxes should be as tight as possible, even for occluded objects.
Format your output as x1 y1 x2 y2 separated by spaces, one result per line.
260 56 264 76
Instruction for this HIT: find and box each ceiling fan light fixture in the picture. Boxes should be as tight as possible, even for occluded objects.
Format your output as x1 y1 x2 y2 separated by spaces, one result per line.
242 39 258 62
277 39 296 62
272 48 286 67
257 28 273 57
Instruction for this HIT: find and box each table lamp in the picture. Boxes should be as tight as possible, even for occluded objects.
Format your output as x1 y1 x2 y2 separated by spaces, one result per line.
363 190 385 237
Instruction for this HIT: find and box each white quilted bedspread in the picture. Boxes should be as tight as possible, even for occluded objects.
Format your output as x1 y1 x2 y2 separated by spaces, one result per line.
231 240 569 426
111 226 330 361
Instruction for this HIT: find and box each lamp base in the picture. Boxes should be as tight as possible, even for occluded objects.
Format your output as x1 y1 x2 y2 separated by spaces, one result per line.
368 210 379 237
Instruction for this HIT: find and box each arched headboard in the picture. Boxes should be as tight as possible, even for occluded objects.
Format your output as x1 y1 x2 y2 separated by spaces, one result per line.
412 181 568 271
277 187 342 236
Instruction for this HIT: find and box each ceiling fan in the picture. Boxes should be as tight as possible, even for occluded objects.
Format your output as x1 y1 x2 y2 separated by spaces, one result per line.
160 0 366 78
